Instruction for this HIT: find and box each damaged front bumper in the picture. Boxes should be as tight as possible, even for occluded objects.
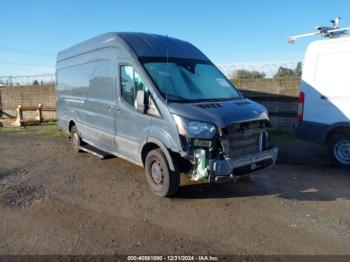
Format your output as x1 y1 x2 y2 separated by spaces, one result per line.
208 147 279 183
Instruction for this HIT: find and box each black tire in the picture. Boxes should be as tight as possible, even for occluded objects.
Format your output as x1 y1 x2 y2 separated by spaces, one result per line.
328 133 350 167
70 125 82 153
144 148 180 197
238 175 252 182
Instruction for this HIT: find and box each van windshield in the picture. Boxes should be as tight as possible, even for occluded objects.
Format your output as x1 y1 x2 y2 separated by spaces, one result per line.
143 59 241 102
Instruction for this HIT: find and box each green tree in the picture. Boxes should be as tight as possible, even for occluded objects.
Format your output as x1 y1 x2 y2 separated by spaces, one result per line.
32 79 39 85
274 62 303 78
232 69 265 80
273 66 295 78
294 62 303 76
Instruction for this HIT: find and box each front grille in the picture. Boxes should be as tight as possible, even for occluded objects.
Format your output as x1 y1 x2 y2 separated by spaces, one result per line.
220 122 265 159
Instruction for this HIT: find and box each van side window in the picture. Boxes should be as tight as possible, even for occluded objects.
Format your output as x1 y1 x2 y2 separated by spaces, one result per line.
120 65 135 106
134 71 147 93
120 65 148 108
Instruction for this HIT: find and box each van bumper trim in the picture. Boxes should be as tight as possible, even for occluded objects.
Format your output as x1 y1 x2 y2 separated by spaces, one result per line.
208 147 278 179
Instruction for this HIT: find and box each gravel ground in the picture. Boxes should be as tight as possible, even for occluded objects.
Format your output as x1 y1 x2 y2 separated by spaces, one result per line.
0 126 349 255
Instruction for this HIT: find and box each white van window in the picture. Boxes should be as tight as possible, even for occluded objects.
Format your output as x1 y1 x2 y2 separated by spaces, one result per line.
120 65 148 108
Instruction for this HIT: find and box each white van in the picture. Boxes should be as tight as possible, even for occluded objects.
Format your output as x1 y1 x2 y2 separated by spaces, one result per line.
295 34 350 167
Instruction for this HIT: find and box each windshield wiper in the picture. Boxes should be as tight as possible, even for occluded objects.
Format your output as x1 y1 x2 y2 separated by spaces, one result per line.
164 94 192 102
195 97 241 102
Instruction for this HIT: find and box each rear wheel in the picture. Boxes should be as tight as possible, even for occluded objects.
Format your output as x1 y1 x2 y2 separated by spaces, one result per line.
145 149 180 197
70 125 82 153
329 133 350 167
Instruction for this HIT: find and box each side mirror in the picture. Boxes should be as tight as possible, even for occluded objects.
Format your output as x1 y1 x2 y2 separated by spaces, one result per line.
135 90 145 113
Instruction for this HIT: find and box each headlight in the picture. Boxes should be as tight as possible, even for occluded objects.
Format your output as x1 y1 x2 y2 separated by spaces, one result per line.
172 114 216 139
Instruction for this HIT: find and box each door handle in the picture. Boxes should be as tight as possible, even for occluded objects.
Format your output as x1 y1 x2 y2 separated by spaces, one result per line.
107 106 113 111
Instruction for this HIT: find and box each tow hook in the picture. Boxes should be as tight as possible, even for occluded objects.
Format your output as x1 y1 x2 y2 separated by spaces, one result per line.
213 174 236 184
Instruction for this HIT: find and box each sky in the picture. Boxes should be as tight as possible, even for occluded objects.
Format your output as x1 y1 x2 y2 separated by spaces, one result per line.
1 0 350 75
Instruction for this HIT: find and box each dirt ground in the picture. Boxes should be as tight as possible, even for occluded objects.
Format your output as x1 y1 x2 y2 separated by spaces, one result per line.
0 125 349 255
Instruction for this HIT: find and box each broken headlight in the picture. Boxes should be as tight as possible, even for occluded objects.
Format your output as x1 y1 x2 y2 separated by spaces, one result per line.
172 114 216 139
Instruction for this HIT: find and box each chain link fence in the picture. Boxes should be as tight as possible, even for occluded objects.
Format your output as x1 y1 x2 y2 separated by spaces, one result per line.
0 63 302 129
0 62 302 86
219 62 301 79
0 73 55 86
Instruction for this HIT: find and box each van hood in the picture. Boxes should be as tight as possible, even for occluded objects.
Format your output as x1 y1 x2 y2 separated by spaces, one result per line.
168 98 269 128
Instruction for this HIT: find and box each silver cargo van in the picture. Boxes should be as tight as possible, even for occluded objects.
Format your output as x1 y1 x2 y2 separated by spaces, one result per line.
56 32 278 197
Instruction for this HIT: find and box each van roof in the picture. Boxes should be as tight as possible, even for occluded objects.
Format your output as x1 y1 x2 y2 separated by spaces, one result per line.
307 33 350 49
57 32 209 62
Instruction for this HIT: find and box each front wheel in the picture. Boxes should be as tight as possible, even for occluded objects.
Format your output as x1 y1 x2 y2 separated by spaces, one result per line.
329 133 350 167
70 125 82 153
145 149 180 197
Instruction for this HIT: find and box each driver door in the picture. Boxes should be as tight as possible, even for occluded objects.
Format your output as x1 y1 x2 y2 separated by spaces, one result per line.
116 64 151 162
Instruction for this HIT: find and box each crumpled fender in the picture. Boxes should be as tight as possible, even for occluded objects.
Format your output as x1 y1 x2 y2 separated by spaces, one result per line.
139 137 176 171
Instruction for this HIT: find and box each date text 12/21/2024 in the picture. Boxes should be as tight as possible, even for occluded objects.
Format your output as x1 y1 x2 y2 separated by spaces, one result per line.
127 255 220 261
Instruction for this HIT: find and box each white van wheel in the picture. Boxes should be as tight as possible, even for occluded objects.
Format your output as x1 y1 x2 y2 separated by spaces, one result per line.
329 134 350 167
145 149 180 197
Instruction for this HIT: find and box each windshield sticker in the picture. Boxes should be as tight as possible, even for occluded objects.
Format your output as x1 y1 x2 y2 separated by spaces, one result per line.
158 71 171 77
216 78 230 87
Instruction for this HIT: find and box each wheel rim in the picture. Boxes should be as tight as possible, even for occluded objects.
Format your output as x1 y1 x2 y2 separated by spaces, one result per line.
150 159 164 186
334 140 350 165
72 132 80 151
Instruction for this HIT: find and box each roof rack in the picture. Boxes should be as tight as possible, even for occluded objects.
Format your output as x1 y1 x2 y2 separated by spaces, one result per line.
288 17 350 43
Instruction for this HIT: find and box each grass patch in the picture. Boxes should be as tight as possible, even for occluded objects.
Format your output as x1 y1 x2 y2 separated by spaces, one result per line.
0 114 15 119
0 122 64 137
